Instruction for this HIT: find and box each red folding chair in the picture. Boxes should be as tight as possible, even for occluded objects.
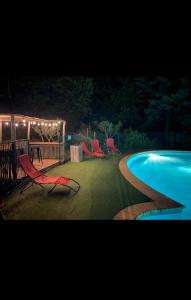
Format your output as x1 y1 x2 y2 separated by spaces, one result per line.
91 139 104 154
18 154 80 194
106 138 120 153
80 142 105 158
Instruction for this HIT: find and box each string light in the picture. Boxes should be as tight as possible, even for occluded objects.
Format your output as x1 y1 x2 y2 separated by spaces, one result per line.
2 119 62 129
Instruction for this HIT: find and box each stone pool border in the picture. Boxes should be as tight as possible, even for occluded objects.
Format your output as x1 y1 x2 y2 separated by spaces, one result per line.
114 152 184 220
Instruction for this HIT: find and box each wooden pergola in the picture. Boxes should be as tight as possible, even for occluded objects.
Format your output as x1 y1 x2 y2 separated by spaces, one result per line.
0 114 66 143
0 114 66 180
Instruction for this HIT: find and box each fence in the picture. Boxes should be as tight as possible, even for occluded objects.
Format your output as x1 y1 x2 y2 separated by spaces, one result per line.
0 139 29 182
66 131 191 150
29 142 64 162
145 131 191 150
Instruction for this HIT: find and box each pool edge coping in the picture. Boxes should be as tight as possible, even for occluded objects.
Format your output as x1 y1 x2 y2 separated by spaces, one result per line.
114 152 184 220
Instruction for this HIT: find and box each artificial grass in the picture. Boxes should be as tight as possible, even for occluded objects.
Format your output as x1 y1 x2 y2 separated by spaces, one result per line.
4 153 151 220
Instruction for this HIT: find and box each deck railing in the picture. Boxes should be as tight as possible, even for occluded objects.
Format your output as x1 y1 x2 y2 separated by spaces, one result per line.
29 142 64 162
0 139 29 181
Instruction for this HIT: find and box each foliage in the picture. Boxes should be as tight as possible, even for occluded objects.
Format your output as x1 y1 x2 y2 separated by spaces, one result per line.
4 76 191 136
52 77 94 129
12 76 94 130
65 132 92 149
123 128 159 150
97 120 122 138
32 124 61 142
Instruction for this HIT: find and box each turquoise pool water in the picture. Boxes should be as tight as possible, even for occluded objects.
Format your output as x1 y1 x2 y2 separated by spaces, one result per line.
127 151 191 220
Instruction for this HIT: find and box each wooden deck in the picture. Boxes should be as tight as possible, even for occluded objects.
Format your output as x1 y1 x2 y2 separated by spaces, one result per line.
17 159 59 179
33 159 59 170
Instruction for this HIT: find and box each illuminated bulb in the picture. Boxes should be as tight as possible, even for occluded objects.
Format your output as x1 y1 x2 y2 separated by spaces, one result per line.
23 123 26 127
49 123 51 127
58 121 61 124
15 123 18 127
5 122 9 125
45 123 47 126
23 119 26 123
41 122 44 125
33 122 36 125
55 123 58 127
38 123 40 126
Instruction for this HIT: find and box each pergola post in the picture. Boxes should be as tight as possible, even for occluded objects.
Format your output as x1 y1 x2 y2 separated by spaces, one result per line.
27 121 31 141
10 114 17 180
58 121 65 163
0 121 2 143
11 114 16 141
62 121 65 144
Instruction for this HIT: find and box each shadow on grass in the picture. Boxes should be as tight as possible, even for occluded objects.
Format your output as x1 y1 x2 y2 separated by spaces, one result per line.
47 189 75 199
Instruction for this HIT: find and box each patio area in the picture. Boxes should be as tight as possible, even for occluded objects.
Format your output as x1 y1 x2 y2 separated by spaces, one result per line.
0 113 66 182
16 158 59 179
2 153 151 220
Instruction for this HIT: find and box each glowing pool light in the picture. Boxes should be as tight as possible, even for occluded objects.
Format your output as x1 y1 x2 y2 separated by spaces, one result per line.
126 151 191 220
148 153 163 160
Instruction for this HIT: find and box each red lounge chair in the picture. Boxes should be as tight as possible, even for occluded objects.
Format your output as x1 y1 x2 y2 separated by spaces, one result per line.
106 138 120 153
80 142 105 158
91 139 104 154
18 154 80 194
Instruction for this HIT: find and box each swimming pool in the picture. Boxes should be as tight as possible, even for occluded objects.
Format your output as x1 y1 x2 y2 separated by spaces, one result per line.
126 151 191 220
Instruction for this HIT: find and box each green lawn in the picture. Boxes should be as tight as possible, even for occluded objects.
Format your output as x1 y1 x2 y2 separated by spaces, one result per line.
4 153 150 220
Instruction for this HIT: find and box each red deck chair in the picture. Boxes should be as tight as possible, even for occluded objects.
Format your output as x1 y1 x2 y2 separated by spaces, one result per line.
106 138 120 153
18 154 80 194
80 142 105 158
91 139 104 154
